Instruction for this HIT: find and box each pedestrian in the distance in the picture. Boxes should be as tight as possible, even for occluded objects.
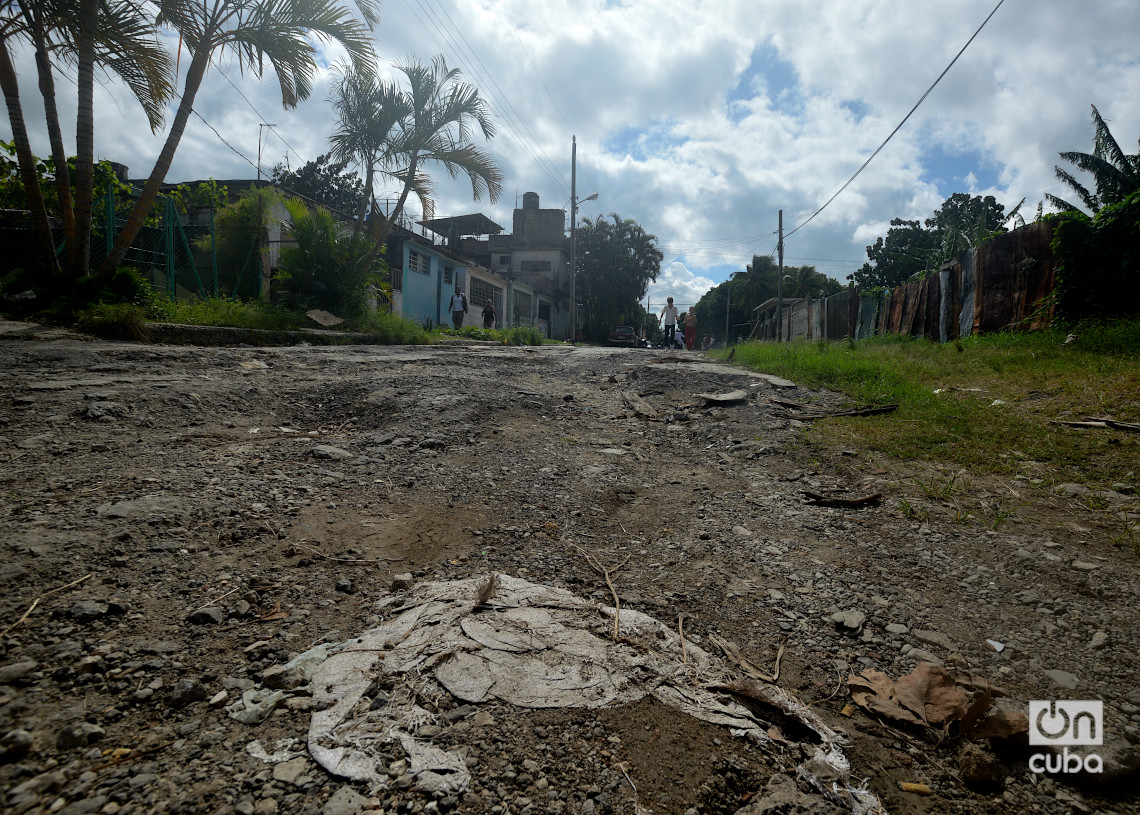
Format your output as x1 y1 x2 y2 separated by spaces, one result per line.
482 299 496 329
683 307 697 350
449 287 467 330
660 297 679 350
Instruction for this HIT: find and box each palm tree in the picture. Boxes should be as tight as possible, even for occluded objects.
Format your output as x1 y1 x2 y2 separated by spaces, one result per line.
0 0 173 277
327 61 410 241
97 0 380 279
359 55 503 270
1047 105 1140 214
0 17 56 273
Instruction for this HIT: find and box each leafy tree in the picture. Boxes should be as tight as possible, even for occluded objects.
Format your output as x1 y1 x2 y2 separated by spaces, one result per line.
275 196 382 316
98 0 380 280
205 185 282 301
854 193 1008 288
271 153 364 217
1047 105 1140 215
1051 190 1140 318
358 55 503 269
575 213 662 342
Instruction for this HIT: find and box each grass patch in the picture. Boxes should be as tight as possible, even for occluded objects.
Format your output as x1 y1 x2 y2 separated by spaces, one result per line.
153 296 303 331
437 324 549 346
722 321 1140 488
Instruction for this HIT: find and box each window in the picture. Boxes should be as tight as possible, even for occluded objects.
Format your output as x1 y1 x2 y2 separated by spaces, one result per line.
408 250 429 275
513 290 533 323
391 266 403 291
444 266 453 284
469 277 503 323
538 303 551 321
520 260 551 275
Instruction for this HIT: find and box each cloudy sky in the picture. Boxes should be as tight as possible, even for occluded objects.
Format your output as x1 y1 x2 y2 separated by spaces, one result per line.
5 0 1138 308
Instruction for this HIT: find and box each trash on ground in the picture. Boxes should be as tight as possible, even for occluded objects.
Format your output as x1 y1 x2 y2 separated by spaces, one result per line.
303 574 883 813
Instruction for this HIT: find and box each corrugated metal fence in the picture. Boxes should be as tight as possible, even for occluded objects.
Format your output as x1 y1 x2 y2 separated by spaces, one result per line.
763 222 1057 342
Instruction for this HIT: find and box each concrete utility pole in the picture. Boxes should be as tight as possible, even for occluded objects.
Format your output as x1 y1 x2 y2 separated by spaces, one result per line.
568 136 597 343
776 210 784 342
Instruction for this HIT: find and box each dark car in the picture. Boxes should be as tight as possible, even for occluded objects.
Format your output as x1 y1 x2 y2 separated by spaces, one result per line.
607 325 640 348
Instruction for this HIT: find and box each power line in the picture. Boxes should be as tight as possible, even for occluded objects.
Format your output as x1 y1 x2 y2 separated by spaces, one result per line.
408 0 571 199
191 110 260 174
785 0 1007 240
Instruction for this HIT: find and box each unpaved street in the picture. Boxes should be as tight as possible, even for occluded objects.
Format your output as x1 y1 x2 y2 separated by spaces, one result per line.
1 322 1138 815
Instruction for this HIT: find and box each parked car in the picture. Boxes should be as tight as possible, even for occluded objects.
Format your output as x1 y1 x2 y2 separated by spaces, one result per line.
607 325 640 348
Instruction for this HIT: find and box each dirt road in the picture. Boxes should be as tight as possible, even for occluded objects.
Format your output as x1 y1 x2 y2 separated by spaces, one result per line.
1 322 1137 815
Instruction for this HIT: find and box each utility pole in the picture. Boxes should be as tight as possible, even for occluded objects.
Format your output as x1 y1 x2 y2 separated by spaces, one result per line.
776 210 784 342
568 136 597 343
570 136 578 342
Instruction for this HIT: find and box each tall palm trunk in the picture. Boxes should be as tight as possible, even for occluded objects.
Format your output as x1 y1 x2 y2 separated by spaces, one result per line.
0 38 57 275
350 159 374 243
72 0 97 277
362 150 419 269
29 29 76 274
98 49 210 278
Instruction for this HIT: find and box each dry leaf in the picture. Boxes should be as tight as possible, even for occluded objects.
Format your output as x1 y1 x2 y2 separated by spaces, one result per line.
898 781 931 795
894 662 968 726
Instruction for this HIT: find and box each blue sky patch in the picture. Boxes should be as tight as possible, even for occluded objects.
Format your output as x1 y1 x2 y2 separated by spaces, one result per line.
727 42 801 118
920 143 1001 197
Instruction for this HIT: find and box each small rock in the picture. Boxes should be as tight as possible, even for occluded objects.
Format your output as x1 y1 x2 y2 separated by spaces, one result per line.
1071 561 1102 572
273 756 310 785
311 445 354 461
732 525 753 539
830 609 866 634
69 600 109 623
335 578 355 594
1044 669 1080 690
986 639 1005 652
958 743 1004 790
168 679 208 708
885 623 908 635
392 573 414 592
1 728 34 762
1089 630 1108 650
323 785 369 815
906 648 944 667
57 722 105 750
0 660 38 685
262 664 305 691
913 629 954 651
187 607 226 625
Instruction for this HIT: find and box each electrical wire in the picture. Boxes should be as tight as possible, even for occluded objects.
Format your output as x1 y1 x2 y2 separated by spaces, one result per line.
784 0 1007 240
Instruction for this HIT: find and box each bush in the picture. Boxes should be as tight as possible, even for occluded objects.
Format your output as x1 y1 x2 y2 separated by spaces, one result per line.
1052 191 1140 319
75 302 150 341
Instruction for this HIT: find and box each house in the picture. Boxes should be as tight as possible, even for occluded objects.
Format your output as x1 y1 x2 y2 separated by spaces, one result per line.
444 192 572 338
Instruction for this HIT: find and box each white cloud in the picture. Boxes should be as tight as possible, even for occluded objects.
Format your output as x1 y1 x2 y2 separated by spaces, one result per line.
3 0 1137 301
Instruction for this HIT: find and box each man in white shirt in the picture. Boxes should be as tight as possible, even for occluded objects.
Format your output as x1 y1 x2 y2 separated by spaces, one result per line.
659 297 679 349
449 287 468 330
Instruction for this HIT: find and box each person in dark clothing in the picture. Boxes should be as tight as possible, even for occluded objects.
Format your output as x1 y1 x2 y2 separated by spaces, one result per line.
482 299 496 329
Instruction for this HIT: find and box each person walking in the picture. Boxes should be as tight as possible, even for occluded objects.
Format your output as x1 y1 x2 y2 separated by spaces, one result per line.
482 298 497 329
448 287 468 330
659 297 679 350
683 307 697 350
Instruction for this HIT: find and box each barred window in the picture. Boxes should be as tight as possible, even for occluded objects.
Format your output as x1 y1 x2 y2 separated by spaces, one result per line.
408 250 429 275
520 260 551 275
513 290 533 323
469 278 502 319
443 266 453 284
391 266 403 291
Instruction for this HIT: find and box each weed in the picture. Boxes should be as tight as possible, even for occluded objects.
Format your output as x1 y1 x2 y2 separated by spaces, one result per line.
897 498 928 521
75 302 150 341
916 469 968 500
988 500 1019 530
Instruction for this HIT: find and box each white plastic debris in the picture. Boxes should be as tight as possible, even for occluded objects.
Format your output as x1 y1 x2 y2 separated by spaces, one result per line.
305 574 882 812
